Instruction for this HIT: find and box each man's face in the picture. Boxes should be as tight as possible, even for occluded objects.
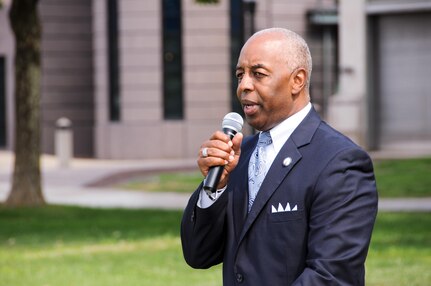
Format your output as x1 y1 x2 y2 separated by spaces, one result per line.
235 34 297 131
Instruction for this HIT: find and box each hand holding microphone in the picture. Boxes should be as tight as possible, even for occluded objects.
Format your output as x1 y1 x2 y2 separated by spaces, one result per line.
198 113 244 193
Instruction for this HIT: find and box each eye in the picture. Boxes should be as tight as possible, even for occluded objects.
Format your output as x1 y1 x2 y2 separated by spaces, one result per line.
253 71 266 78
236 71 244 80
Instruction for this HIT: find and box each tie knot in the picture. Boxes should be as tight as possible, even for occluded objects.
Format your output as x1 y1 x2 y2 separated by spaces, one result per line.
257 131 272 147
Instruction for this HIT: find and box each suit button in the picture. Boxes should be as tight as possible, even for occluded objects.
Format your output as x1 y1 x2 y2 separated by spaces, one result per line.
190 211 195 222
236 273 243 283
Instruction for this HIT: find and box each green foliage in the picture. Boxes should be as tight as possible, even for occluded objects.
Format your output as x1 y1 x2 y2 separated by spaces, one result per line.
373 157 431 197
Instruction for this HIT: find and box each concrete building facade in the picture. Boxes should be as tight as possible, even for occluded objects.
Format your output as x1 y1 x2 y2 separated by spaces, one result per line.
1 0 430 159
331 0 431 151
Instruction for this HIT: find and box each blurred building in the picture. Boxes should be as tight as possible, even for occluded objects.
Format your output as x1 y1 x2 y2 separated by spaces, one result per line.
331 0 431 152
0 0 430 159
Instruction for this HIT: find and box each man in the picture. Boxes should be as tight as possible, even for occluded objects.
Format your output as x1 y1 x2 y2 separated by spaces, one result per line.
181 28 378 286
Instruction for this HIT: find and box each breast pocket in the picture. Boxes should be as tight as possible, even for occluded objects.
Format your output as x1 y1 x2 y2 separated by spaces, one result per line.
269 210 304 222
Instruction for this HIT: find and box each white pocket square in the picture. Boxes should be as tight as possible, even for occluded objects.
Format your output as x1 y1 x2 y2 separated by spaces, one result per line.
271 202 298 213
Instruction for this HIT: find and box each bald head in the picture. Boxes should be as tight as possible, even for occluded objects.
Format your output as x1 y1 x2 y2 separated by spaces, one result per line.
246 28 312 90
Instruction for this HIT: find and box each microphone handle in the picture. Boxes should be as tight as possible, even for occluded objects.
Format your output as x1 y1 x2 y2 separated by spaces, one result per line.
203 128 236 193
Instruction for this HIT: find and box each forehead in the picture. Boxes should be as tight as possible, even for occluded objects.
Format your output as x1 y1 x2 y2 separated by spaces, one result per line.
237 34 286 68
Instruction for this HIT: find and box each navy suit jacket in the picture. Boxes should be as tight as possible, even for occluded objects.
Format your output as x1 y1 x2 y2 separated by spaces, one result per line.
181 108 378 286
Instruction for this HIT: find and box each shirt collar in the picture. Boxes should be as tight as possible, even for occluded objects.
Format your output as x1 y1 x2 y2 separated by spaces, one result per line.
267 102 312 154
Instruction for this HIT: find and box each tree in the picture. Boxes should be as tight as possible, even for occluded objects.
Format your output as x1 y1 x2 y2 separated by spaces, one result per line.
6 0 45 206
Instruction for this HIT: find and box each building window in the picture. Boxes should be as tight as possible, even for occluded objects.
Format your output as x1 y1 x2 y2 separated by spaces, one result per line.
107 0 120 121
0 56 6 147
162 0 184 120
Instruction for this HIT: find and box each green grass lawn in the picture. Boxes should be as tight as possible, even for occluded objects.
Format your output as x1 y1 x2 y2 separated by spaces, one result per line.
373 157 431 197
0 206 221 286
112 157 431 198
112 171 203 194
366 212 431 285
0 206 430 285
1 157 428 285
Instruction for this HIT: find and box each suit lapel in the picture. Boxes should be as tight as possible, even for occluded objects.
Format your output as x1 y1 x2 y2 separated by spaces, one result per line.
236 107 322 245
232 135 258 240
238 140 302 243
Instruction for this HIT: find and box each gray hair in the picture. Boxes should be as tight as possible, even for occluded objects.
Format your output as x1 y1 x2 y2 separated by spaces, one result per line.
251 28 313 89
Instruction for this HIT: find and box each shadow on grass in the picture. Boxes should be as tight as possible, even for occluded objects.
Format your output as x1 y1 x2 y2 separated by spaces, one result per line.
0 205 224 286
0 205 183 246
1 206 430 285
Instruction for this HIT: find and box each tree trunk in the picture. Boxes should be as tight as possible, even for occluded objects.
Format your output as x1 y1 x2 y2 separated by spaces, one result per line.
6 0 45 206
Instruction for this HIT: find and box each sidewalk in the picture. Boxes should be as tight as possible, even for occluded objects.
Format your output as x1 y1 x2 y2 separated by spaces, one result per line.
0 150 195 209
1 150 431 211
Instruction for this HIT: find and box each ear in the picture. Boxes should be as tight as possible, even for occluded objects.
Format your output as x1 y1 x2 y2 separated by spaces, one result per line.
291 68 307 95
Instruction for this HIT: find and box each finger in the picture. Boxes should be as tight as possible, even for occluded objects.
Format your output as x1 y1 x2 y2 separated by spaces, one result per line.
209 131 232 144
200 147 212 158
197 156 228 176
197 130 238 178
201 138 234 159
231 132 243 155
200 147 232 161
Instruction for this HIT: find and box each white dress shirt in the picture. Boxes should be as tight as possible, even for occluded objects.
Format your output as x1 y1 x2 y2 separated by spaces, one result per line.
198 102 313 208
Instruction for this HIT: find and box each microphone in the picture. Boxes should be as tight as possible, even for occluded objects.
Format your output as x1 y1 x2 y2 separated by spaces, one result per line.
203 112 244 193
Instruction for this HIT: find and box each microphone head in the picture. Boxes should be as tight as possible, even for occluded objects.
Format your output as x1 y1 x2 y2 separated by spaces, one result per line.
222 112 244 133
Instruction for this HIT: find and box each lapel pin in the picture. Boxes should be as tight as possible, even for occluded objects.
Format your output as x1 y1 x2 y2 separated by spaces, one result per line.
283 157 292 167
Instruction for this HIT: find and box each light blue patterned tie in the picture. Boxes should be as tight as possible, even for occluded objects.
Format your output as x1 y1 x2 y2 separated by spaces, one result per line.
248 131 272 212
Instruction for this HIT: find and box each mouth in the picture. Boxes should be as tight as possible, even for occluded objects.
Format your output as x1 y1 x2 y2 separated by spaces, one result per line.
242 101 260 116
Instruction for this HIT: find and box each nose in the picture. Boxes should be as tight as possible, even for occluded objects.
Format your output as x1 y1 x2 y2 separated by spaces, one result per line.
237 72 254 95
